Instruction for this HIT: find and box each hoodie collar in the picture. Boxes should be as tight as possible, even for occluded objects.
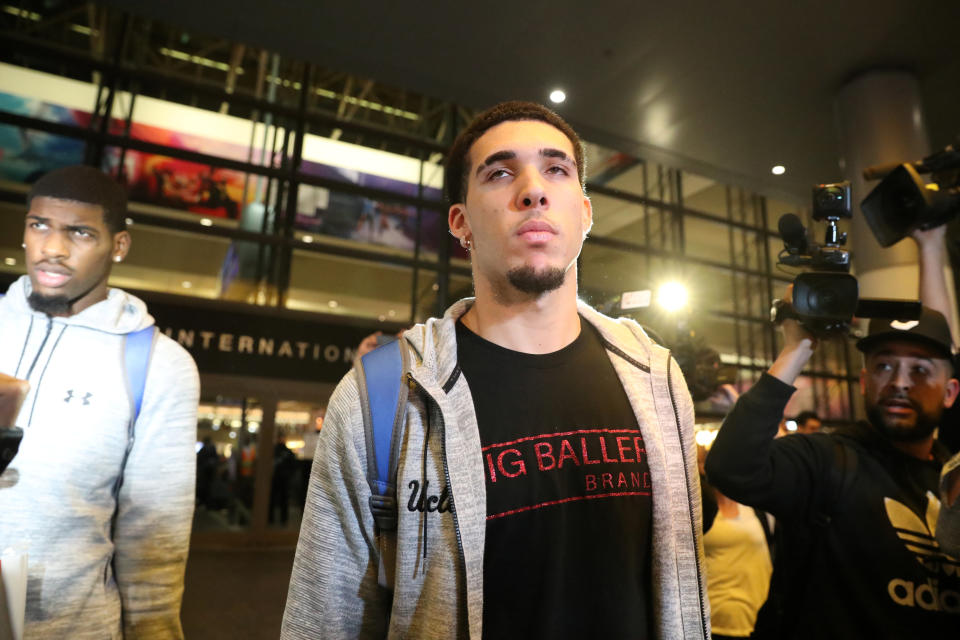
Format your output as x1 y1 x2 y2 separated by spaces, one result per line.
402 297 655 390
2 275 154 335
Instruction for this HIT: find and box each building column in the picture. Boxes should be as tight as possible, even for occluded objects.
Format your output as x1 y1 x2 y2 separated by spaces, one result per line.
835 70 931 301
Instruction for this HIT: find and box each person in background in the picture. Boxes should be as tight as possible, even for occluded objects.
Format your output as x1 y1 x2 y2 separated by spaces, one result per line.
912 222 960 558
0 165 200 638
703 484 773 640
794 410 822 434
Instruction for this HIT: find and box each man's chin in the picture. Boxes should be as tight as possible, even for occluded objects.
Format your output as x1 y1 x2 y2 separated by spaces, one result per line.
868 407 938 443
506 265 566 295
27 291 73 316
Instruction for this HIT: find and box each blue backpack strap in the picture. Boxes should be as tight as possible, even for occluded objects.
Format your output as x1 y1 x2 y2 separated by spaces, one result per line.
124 326 156 423
357 338 409 533
112 326 156 501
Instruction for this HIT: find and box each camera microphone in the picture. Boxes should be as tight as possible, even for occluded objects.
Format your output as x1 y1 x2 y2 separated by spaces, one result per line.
778 213 808 253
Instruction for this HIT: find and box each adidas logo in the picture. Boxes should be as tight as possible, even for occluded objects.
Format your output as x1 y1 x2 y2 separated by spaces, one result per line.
885 492 960 613
885 492 959 576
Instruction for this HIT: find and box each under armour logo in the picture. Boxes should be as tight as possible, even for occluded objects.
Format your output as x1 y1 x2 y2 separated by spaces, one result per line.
64 390 93 405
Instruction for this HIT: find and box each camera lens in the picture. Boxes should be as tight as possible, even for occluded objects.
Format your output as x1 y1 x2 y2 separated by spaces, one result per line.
816 188 841 208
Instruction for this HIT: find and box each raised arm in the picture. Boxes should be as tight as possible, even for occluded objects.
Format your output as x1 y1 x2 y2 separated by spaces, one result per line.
705 290 834 519
912 225 956 338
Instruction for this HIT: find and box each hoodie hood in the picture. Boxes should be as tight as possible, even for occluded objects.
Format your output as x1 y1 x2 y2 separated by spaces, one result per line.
2 275 154 334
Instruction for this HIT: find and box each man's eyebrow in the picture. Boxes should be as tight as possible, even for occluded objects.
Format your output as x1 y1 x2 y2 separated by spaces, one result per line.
25 214 48 222
475 150 517 176
541 148 573 163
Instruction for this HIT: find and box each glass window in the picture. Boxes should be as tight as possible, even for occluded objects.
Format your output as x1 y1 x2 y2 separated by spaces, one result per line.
111 221 233 300
269 400 326 531
194 396 263 532
286 248 414 321
680 177 727 217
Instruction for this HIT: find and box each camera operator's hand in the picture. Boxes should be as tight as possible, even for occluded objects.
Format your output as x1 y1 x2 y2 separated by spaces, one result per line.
909 223 948 250
910 223 956 340
769 285 818 386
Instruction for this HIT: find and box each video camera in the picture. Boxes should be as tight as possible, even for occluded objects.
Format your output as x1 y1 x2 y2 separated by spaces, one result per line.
861 140 960 247
773 181 921 336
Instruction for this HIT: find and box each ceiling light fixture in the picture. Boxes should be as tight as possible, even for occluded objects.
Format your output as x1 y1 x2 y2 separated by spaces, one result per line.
771 165 786 176
549 89 566 104
200 218 213 227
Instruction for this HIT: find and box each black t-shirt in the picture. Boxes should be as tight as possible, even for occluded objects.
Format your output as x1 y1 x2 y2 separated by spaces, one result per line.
456 318 653 640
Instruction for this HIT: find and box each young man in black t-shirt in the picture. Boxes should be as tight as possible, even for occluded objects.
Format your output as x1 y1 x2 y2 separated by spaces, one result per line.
282 102 707 640
443 102 704 640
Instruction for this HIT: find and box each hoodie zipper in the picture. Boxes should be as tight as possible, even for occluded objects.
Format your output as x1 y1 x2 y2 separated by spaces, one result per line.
405 372 468 601
667 357 708 638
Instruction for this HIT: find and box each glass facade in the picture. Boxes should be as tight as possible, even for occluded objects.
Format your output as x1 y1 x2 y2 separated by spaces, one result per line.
0 2 863 543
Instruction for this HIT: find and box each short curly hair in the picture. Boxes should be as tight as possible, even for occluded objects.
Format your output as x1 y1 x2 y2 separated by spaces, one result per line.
27 165 128 234
444 101 585 206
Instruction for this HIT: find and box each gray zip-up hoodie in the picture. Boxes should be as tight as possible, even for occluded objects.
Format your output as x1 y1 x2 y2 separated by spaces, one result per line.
282 299 709 639
0 276 200 639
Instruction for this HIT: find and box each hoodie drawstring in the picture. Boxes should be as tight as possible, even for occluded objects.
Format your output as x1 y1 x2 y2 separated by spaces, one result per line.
13 315 34 379
421 401 432 561
24 322 68 428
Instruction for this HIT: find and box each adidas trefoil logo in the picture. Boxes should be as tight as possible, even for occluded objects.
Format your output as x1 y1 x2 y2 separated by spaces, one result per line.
885 492 960 614
885 492 957 574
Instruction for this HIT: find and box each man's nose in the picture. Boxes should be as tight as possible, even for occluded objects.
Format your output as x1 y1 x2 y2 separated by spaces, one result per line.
889 363 912 390
515 168 548 210
41 230 68 259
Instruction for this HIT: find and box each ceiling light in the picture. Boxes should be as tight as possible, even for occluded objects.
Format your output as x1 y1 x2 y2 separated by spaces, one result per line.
200 218 213 227
181 281 193 289
328 300 339 308
657 281 689 312
549 89 566 104
125 217 134 226
303 235 314 243
3 257 15 266
771 165 786 176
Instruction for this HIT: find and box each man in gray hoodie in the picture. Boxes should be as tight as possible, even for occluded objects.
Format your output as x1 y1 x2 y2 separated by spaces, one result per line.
282 102 708 639
0 165 200 638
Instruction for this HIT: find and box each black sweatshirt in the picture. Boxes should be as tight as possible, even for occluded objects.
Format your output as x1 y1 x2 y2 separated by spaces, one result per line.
705 374 958 638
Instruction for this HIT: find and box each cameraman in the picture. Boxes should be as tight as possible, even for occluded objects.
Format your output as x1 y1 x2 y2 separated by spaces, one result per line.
705 292 959 638
914 223 960 556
